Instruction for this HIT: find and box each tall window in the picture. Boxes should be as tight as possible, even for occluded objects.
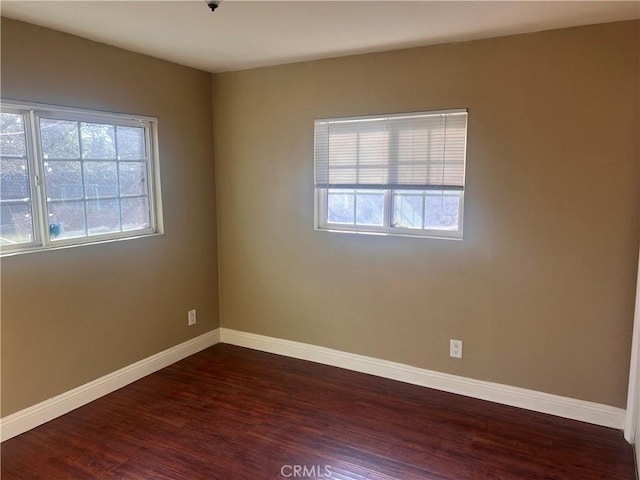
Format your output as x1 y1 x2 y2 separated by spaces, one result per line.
314 109 468 239
0 101 162 254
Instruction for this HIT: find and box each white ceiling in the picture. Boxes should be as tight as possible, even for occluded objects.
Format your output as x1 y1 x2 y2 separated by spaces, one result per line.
2 1 639 73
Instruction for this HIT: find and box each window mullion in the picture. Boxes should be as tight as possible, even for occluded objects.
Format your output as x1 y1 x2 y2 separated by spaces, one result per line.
383 189 392 229
351 190 357 226
28 111 48 247
386 126 399 229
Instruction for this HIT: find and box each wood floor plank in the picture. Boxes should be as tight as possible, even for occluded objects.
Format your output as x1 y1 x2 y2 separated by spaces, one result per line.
1 344 634 479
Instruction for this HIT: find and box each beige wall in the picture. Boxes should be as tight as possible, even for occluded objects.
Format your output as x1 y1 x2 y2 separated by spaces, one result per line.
214 21 639 408
1 18 219 416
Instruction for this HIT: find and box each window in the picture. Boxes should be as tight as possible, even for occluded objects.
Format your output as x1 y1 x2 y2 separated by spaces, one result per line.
314 109 468 239
0 101 162 255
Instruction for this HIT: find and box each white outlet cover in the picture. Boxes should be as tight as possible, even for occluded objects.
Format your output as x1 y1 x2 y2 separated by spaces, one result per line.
450 339 463 359
188 309 197 326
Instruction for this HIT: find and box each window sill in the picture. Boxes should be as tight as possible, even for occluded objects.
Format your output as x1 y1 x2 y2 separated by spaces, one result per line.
314 225 463 241
0 230 164 257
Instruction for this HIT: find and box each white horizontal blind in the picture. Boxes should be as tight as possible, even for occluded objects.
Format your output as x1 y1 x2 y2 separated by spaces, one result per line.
314 109 467 190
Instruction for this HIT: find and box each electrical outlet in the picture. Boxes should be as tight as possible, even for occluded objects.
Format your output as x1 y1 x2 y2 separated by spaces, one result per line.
450 339 463 359
188 309 197 326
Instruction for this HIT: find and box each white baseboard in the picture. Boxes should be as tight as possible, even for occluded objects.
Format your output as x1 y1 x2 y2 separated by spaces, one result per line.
220 328 625 430
0 329 220 442
2 327 625 443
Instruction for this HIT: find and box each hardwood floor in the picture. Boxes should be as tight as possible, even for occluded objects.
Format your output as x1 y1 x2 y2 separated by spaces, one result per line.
1 344 635 479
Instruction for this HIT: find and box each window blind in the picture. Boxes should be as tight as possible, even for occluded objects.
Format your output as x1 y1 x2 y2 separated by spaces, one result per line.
314 109 467 190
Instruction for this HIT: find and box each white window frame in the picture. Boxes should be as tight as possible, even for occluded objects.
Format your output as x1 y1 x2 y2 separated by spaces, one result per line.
314 109 467 240
0 100 163 256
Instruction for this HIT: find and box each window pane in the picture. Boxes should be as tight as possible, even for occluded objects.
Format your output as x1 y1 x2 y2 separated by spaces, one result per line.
1 113 26 157
121 197 150 231
393 192 424 229
1 113 34 246
40 119 80 159
424 191 461 230
0 204 33 245
84 161 118 198
1 159 31 200
87 199 121 236
48 200 86 240
327 190 354 224
117 126 146 160
81 122 116 159
44 161 82 200
119 162 147 196
355 191 384 226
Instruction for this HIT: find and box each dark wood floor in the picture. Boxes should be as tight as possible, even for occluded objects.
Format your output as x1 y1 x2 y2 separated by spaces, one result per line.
1 344 635 479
